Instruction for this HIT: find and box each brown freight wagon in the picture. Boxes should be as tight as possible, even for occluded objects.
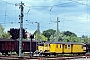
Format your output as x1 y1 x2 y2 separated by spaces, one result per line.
0 38 37 55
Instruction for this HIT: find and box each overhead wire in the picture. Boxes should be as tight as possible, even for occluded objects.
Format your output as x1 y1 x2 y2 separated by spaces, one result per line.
0 0 24 27
70 0 90 7
72 0 89 35
0 0 15 5
0 0 53 30
0 0 90 9
0 0 90 34
0 0 17 25
86 0 89 34
24 0 90 33
71 0 89 22
14 6 16 23
1 0 89 22
4 2 7 24
25 1 74 7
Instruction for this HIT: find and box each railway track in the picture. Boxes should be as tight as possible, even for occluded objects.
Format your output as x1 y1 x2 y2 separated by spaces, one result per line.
0 56 37 60
0 54 87 60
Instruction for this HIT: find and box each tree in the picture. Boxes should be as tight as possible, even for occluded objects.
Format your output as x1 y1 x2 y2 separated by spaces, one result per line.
1 32 11 39
40 34 48 41
82 35 85 39
63 31 77 37
87 38 90 43
42 29 56 41
63 34 81 42
9 28 19 39
49 30 63 41
9 28 27 39
83 35 89 43
34 31 48 41
34 30 38 35
50 30 81 42
0 24 11 39
0 24 4 35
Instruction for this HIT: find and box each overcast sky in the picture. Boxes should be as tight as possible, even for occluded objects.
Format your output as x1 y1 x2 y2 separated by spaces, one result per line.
0 0 90 37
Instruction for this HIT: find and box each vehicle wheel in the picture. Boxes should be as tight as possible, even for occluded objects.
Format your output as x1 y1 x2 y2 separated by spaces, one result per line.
16 51 19 55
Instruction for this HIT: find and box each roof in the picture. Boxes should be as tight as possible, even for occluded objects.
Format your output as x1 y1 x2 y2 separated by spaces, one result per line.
0 38 18 41
37 41 53 45
0 38 37 42
54 42 84 45
42 41 84 45
22 40 37 42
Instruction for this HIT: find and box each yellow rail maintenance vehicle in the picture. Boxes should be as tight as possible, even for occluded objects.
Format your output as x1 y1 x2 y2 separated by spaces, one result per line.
54 42 86 54
38 42 52 55
38 42 86 56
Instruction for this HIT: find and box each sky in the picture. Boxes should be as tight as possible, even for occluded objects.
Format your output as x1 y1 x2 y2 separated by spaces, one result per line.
0 0 90 37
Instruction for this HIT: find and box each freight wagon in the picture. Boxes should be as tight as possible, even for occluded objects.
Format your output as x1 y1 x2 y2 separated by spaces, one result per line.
0 38 37 55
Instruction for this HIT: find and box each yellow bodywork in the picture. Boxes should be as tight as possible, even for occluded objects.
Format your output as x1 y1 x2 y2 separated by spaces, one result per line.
49 44 55 52
71 44 86 53
63 44 71 53
50 44 63 53
38 43 50 52
38 46 44 52
38 42 86 54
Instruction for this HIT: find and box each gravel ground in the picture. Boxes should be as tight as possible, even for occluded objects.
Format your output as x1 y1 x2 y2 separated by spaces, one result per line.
70 58 90 60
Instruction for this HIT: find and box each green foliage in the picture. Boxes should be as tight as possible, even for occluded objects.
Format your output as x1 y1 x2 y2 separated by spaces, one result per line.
34 30 48 41
0 24 4 35
42 29 56 41
29 29 90 43
50 30 64 41
1 32 11 39
63 31 77 37
0 24 11 39
81 35 90 43
34 30 38 35
50 30 82 42
87 38 90 43
40 34 48 41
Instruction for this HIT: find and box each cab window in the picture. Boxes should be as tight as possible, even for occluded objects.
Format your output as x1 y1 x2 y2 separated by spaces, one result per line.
68 45 70 49
60 45 61 48
38 44 44 46
45 44 48 47
82 45 86 49
83 45 86 47
65 45 67 49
